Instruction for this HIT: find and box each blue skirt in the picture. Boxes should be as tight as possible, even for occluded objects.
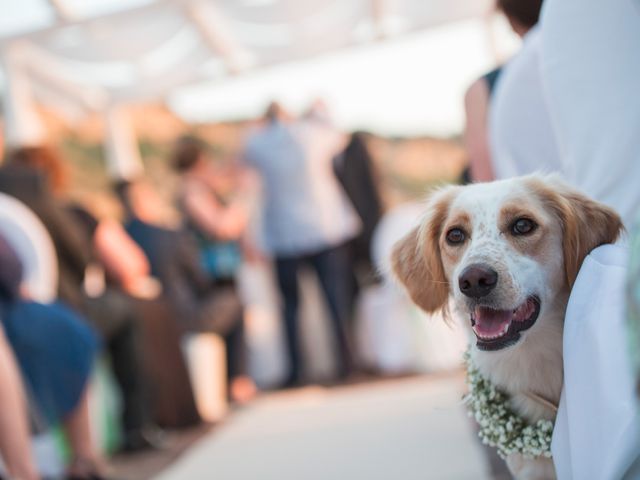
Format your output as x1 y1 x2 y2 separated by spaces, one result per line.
1 301 99 424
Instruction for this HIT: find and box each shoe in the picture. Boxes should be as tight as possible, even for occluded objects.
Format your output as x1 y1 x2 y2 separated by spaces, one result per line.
65 456 110 480
230 376 258 404
119 426 167 454
274 373 302 390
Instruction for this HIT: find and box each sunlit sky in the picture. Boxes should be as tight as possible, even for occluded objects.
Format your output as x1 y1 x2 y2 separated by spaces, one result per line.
169 16 519 137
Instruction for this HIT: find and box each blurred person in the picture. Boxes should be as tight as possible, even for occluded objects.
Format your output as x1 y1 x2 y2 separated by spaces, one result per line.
487 0 562 181
244 102 360 387
0 146 91 308
333 132 384 316
464 0 546 183
0 325 39 480
538 0 640 477
0 146 158 453
66 205 166 450
170 135 257 401
171 135 255 281
118 179 256 404
303 98 332 125
463 66 502 183
0 234 105 479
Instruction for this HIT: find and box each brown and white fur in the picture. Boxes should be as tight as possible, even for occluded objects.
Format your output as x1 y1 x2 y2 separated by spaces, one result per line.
390 174 623 479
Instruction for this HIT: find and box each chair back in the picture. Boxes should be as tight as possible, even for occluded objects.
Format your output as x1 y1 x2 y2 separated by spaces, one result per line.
0 193 58 303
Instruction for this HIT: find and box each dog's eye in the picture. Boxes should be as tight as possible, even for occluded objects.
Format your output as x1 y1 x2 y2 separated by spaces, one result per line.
511 218 537 235
446 228 466 245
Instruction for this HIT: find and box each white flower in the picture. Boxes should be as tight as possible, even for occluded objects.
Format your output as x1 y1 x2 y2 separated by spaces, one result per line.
464 350 554 459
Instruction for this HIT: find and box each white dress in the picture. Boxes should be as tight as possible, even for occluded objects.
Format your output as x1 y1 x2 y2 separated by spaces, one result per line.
540 0 640 477
551 245 640 480
489 26 563 180
540 0 640 229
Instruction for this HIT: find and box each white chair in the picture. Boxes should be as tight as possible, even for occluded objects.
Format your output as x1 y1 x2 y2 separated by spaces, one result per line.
181 333 228 422
0 194 124 457
0 193 64 477
361 202 466 373
0 193 57 303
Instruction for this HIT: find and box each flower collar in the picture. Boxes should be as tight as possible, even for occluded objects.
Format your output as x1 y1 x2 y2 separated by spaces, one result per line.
464 351 554 459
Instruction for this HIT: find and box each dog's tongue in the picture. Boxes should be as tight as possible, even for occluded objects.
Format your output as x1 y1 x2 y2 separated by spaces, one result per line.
472 306 512 338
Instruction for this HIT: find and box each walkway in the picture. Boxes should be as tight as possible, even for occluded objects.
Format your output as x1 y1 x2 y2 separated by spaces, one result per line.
155 373 489 480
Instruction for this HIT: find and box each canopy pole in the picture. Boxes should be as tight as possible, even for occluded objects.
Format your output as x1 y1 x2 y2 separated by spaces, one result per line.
103 104 144 180
484 13 503 64
1 43 47 152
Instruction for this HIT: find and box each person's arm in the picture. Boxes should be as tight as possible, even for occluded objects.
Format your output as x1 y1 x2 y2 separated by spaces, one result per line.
0 326 39 480
93 220 159 298
464 78 495 183
176 232 212 296
41 200 93 276
182 178 252 242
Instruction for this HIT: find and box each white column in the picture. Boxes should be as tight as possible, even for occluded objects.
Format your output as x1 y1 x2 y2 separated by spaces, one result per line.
1 42 47 150
103 104 144 180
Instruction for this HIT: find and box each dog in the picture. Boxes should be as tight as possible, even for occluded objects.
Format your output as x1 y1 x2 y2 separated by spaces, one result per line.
390 174 623 479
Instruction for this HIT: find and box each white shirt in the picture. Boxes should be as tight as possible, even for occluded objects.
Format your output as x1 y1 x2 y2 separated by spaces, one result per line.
245 120 360 256
490 27 563 180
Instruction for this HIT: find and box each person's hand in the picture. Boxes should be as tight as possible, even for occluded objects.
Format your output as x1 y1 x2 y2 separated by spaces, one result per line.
83 263 106 298
94 219 151 288
241 239 266 264
236 168 259 193
122 276 163 300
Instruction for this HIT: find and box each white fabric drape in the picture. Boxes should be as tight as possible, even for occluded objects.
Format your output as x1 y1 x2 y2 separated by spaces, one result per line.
551 245 640 479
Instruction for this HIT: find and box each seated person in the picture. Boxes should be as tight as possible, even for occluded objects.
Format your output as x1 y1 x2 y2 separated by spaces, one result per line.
67 205 166 450
0 145 158 452
0 234 104 479
0 324 38 480
117 179 256 404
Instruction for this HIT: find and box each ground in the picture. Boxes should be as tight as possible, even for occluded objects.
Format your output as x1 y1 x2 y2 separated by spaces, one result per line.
114 371 490 480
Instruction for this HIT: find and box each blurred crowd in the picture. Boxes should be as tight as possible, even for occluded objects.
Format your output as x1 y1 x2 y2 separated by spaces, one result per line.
0 96 386 479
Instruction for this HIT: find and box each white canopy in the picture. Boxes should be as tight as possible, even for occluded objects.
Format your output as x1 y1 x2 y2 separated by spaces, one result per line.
0 0 499 174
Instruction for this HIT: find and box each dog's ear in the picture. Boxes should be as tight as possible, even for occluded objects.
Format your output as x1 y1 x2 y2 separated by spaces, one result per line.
390 189 454 313
560 190 624 286
529 176 624 287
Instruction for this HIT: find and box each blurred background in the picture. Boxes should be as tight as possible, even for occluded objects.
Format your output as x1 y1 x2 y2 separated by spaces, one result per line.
0 1 524 479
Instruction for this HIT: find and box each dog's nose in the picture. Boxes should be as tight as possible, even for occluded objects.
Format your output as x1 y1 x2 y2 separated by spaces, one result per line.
458 264 498 298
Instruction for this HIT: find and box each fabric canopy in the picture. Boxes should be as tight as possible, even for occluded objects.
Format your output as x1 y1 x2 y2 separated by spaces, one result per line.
1 0 493 112
0 0 496 173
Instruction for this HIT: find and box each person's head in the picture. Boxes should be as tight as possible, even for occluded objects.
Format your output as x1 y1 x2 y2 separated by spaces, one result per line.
497 0 543 37
264 101 287 123
0 235 23 303
6 145 67 193
116 178 165 224
303 98 331 124
170 136 207 174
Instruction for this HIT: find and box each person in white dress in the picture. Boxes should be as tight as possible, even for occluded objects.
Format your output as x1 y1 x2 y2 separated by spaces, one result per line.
489 25 562 180
539 0 640 477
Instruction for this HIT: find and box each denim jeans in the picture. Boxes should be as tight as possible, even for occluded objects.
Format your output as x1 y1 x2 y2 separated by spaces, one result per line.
275 244 354 384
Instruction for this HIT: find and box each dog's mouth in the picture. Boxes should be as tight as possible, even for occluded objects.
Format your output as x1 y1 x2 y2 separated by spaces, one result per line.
470 296 540 351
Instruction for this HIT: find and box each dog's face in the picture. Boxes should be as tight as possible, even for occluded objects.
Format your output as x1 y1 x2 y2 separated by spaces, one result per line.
392 174 623 353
